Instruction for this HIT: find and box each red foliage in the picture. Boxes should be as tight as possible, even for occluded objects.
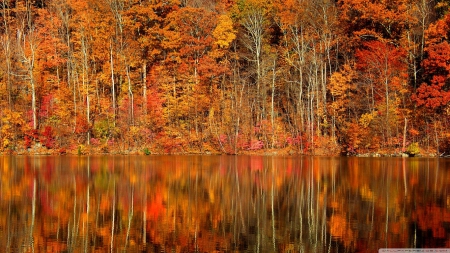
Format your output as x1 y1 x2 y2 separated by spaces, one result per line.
24 129 39 149
39 94 54 119
414 78 450 109
90 138 100 146
75 115 89 134
422 42 450 76
146 87 165 129
41 126 55 148
356 40 407 97
218 133 255 153
247 140 264 150
197 55 229 83
24 136 33 149
218 134 232 153
415 15 450 111
287 134 310 152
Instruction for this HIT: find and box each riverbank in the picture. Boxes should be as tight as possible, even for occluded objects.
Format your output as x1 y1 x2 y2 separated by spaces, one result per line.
1 143 441 158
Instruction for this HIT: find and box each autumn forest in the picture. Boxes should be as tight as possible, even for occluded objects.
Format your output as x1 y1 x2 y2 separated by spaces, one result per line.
1 0 450 155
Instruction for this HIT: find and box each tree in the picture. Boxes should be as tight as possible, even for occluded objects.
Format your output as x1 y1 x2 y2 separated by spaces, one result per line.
328 63 357 141
415 13 450 111
15 0 39 131
236 0 271 126
338 0 412 45
157 6 227 150
355 40 408 147
0 0 14 109
273 0 339 153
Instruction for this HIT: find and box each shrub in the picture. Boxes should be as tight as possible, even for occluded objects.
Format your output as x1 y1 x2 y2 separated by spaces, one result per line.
93 120 111 139
406 142 420 156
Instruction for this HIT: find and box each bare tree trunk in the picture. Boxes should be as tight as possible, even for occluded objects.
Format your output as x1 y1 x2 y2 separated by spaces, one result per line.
193 57 199 136
2 0 12 109
126 64 134 125
242 7 265 123
271 57 276 148
384 54 390 144
26 0 37 131
81 36 90 144
110 40 116 125
403 118 408 152
30 61 37 130
15 0 36 131
434 121 440 155
143 63 147 116
109 0 134 127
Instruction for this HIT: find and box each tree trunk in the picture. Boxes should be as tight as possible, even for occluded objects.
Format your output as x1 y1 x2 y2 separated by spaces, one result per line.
142 63 147 116
2 0 12 109
126 65 134 125
110 40 116 124
271 57 276 148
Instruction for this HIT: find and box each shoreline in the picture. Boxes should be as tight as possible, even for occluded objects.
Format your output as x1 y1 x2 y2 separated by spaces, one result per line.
0 147 441 158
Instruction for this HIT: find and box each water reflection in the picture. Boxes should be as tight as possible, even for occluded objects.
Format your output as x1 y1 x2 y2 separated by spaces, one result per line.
0 155 449 252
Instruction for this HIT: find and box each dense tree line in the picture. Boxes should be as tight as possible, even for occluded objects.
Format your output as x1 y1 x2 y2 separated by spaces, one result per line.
1 0 450 155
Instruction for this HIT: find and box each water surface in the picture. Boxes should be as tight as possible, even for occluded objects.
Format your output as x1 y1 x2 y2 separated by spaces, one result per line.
0 155 449 252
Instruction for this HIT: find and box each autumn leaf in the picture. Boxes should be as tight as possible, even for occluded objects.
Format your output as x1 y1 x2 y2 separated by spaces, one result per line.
213 14 237 48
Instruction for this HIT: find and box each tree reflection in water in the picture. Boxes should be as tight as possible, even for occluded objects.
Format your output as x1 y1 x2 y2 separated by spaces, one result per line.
0 155 449 252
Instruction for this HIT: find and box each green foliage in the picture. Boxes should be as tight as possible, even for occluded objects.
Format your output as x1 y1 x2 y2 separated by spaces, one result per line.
93 120 111 140
143 147 151 155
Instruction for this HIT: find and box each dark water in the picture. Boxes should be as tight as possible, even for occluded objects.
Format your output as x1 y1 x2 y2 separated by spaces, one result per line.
0 155 449 252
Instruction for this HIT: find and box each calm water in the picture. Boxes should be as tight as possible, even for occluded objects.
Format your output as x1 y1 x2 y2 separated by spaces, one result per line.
0 155 449 252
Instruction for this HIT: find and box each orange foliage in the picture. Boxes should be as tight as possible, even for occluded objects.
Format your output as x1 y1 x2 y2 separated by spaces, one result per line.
0 0 444 155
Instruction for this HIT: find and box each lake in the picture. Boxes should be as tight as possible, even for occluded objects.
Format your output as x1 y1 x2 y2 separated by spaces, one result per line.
0 155 449 252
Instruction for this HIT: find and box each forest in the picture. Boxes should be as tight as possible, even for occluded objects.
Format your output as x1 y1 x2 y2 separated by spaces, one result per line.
1 0 450 155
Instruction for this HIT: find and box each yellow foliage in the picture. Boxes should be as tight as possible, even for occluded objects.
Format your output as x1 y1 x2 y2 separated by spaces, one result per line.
130 126 139 137
359 112 376 128
329 72 347 97
329 64 356 116
1 109 24 150
208 107 215 123
329 64 355 97
212 15 236 49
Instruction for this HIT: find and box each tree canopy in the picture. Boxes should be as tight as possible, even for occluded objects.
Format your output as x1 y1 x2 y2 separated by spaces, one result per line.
1 0 450 155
